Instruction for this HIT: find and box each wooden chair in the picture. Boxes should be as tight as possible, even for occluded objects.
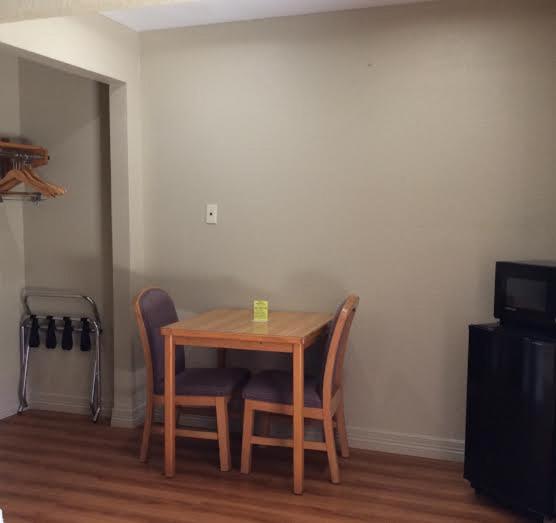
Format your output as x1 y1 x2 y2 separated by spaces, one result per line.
240 294 359 484
134 287 250 471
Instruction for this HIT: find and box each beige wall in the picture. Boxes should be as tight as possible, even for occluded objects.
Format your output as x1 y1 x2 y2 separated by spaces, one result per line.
19 59 114 414
140 0 556 452
0 51 25 418
1 0 554 457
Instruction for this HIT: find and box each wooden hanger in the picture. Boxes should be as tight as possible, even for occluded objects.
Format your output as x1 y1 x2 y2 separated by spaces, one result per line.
23 166 65 197
0 141 65 200
0 168 33 191
0 167 65 197
0 141 49 167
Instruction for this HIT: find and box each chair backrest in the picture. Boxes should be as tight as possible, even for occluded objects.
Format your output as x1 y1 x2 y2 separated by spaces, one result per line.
321 294 359 403
134 287 185 395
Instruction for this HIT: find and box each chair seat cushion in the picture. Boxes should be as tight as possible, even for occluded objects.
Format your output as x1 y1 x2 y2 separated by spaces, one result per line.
156 368 250 396
242 370 322 408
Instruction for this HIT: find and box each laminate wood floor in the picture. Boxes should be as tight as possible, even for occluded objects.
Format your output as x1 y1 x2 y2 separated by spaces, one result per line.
0 411 529 522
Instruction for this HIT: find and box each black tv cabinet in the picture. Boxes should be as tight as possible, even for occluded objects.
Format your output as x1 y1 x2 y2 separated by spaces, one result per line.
465 323 556 521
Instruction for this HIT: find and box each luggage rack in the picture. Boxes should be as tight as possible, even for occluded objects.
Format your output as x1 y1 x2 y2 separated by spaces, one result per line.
18 290 103 422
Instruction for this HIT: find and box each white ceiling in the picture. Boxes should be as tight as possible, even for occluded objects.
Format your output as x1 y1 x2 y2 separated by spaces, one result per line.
103 0 432 32
0 0 184 23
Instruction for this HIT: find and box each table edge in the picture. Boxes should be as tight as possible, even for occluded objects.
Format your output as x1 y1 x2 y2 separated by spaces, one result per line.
160 315 331 346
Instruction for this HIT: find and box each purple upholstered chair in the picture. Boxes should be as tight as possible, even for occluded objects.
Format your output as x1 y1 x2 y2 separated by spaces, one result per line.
134 287 249 471
240 295 359 484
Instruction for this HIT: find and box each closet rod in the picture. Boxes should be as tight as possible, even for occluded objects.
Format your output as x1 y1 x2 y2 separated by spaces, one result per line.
0 192 42 203
0 151 46 160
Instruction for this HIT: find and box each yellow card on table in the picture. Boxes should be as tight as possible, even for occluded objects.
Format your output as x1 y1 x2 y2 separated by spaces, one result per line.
253 300 269 322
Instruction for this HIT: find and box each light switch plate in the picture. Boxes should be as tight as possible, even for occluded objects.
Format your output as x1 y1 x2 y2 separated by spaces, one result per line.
206 203 218 224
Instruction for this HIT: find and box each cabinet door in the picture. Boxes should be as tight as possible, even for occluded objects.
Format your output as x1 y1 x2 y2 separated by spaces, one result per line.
493 334 556 514
464 326 499 484
465 326 556 515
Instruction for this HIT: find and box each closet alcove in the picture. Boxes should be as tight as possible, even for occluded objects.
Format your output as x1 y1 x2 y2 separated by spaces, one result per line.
0 51 114 420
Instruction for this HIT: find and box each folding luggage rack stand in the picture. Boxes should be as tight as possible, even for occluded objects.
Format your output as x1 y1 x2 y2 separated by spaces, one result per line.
18 290 103 422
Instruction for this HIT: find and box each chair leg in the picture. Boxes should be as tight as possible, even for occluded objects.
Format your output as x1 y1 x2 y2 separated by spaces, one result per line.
335 400 350 458
256 412 272 448
139 398 153 463
260 412 271 436
215 397 231 472
241 402 255 474
323 415 340 484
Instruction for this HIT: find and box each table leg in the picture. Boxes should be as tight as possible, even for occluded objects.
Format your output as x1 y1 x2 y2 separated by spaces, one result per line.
292 342 304 494
164 333 176 477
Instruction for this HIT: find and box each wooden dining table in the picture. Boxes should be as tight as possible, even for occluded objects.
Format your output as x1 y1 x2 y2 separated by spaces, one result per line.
160 308 332 494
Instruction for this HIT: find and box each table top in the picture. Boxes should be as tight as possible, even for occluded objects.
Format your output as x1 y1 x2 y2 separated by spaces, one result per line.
161 308 332 345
